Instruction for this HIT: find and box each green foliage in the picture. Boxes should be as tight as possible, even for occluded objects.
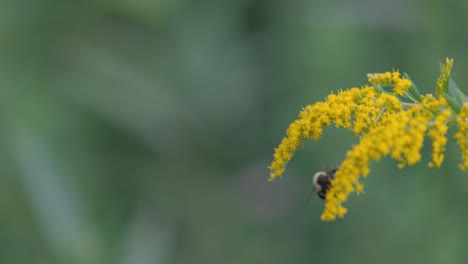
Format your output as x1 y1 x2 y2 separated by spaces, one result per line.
1 0 468 263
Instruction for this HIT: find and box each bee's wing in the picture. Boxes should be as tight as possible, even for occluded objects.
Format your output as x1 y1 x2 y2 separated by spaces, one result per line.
306 186 317 204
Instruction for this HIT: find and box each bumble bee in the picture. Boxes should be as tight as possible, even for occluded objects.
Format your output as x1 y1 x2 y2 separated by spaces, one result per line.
308 168 337 202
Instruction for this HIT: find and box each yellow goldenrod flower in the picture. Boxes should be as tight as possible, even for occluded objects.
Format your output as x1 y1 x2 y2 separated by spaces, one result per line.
367 71 394 85
269 86 401 181
393 78 413 96
436 58 454 96
269 58 468 221
355 182 364 194
367 70 412 95
321 103 434 220
455 104 468 171
428 109 451 168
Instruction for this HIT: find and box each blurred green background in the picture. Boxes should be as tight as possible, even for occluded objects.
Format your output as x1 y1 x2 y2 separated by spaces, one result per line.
2 0 468 263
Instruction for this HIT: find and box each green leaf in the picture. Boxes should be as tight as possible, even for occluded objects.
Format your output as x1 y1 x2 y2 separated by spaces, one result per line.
373 84 385 93
422 105 439 116
449 78 468 103
404 90 418 104
403 73 422 103
442 91 461 114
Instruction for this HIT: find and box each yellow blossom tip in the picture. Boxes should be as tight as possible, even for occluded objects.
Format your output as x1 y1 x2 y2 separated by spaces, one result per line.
355 183 364 194
367 70 412 95
436 58 454 96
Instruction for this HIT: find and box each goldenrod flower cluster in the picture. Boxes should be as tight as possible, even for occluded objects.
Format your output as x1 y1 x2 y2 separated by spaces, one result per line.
269 86 401 180
427 109 451 168
455 104 468 171
269 58 468 221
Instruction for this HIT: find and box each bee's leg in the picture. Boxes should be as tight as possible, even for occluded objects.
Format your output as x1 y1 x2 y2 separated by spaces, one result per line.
317 190 326 200
307 186 317 204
